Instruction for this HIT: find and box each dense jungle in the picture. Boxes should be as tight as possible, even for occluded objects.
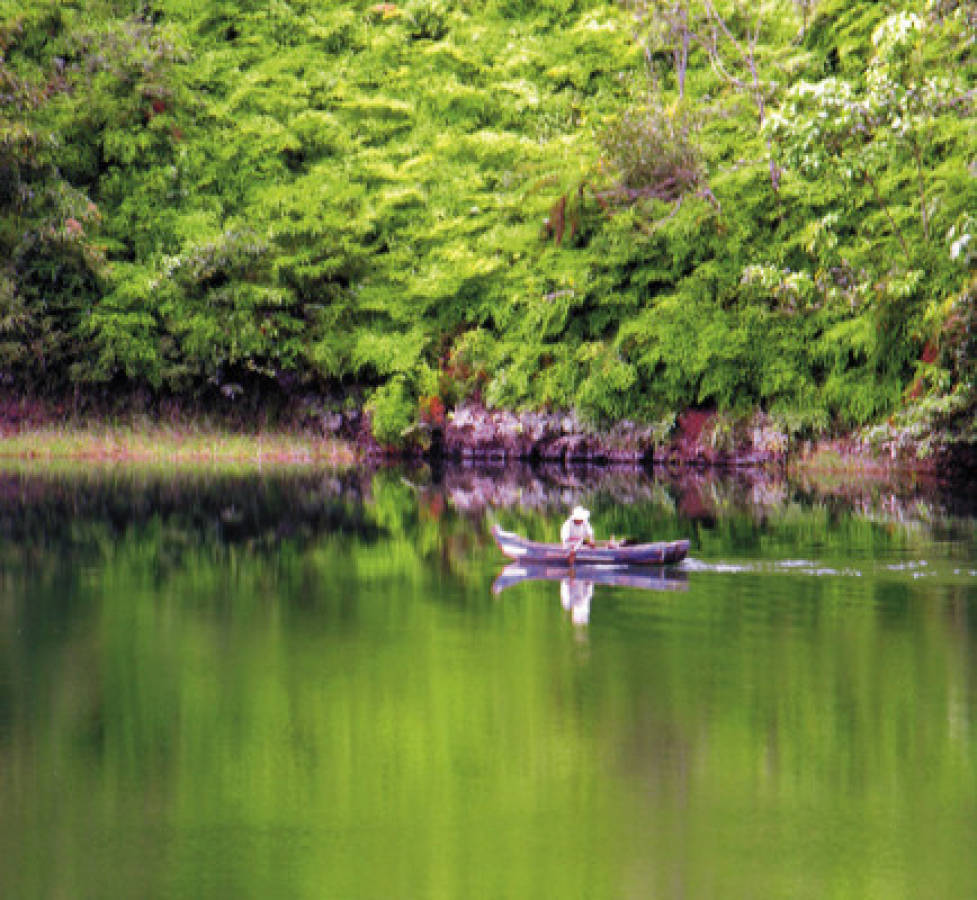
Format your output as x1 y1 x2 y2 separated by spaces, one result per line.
0 0 974 449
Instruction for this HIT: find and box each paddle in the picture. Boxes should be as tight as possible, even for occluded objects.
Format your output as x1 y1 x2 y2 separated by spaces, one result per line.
567 538 583 565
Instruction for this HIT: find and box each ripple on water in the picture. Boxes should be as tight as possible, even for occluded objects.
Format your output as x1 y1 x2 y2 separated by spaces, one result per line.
680 558 863 578
679 558 756 574
680 556 977 583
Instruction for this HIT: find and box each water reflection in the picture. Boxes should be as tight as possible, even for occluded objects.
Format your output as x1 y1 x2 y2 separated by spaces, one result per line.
492 563 689 625
560 577 593 625
1 459 974 548
2 462 977 898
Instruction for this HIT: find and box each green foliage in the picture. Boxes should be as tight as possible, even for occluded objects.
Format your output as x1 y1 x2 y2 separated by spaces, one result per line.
573 342 637 423
0 0 973 440
366 375 415 445
405 0 450 41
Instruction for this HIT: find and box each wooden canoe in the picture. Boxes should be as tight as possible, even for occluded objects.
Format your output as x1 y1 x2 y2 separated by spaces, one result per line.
491 525 689 566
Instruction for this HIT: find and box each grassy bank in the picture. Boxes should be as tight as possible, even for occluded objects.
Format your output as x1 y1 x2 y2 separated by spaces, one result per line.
0 424 358 469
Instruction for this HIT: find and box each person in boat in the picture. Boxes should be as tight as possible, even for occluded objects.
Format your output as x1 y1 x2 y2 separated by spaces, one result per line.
560 505 595 549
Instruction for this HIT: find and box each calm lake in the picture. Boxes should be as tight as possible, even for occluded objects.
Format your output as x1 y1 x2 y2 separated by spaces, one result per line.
2 463 976 899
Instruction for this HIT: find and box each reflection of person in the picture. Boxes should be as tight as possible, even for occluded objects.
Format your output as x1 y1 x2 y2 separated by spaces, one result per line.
560 505 595 548
560 578 594 626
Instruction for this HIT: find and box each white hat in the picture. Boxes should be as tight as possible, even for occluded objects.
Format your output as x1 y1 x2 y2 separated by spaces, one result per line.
571 505 590 521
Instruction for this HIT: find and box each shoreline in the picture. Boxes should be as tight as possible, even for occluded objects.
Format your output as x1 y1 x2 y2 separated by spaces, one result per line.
0 424 962 490
0 397 971 477
0 424 358 469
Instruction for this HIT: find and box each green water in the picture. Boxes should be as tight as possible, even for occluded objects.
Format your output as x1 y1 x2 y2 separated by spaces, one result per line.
2 465 976 899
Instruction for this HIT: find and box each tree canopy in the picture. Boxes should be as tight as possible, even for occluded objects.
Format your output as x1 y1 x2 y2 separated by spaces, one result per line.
0 0 973 442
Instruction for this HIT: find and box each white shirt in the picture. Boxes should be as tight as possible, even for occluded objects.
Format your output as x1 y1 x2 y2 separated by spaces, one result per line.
560 517 594 546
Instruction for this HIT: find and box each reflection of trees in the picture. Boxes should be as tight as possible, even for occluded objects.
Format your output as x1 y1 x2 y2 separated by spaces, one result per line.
0 464 976 896
0 469 383 556
1 463 972 565
409 461 977 534
2 461 975 635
